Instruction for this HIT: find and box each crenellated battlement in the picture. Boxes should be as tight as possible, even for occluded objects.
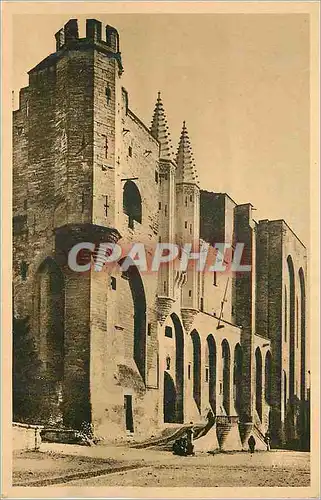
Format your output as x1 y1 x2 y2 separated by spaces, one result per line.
27 18 123 76
55 18 120 53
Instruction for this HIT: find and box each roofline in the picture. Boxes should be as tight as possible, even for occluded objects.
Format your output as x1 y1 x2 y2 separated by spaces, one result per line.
200 190 238 206
127 108 159 144
258 218 306 249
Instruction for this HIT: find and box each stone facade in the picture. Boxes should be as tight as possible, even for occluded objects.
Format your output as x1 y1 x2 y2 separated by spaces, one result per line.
13 18 309 450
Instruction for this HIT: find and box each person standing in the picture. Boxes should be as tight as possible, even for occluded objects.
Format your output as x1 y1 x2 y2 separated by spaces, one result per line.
186 423 195 456
264 431 271 451
248 435 256 453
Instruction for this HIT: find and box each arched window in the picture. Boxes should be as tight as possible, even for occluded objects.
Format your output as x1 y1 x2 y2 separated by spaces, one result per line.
123 181 142 229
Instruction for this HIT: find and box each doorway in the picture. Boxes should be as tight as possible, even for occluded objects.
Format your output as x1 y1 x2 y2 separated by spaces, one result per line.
124 395 134 433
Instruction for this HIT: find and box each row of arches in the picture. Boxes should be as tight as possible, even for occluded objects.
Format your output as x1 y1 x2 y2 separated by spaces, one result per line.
163 313 272 423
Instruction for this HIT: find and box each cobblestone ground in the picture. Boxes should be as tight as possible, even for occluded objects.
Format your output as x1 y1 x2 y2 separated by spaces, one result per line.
33 445 310 488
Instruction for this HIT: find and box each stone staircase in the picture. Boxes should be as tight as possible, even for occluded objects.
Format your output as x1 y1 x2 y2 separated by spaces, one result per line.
216 416 242 451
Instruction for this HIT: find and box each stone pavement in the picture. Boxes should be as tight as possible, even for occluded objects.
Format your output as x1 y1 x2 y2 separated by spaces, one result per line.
13 443 310 488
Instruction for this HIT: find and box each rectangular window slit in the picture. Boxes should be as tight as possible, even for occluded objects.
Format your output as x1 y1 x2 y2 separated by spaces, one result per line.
111 276 116 290
165 326 173 338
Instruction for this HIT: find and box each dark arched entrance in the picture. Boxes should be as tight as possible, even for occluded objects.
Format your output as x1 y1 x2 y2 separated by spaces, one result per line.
287 255 295 399
233 343 243 416
265 351 272 405
299 268 306 400
191 330 201 412
206 334 216 414
283 369 287 422
164 372 177 423
123 180 142 228
222 339 231 415
255 347 263 421
171 314 184 423
119 259 146 382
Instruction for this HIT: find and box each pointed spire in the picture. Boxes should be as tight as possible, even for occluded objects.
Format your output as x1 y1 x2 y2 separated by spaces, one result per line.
176 121 200 186
150 92 174 161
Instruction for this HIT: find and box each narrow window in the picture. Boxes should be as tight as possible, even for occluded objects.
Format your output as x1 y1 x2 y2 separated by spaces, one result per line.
188 364 191 380
102 134 108 159
190 194 193 202
165 326 173 338
213 271 217 286
159 202 162 210
189 290 192 298
158 236 162 243
155 171 159 183
105 85 111 105
111 276 116 290
128 146 132 157
190 224 192 234
200 297 204 311
164 204 167 216
185 221 187 229
205 367 209 383
104 195 109 217
20 261 28 281
185 196 188 207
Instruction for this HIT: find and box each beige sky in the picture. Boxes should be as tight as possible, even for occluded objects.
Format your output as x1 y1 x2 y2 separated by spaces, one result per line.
12 13 310 245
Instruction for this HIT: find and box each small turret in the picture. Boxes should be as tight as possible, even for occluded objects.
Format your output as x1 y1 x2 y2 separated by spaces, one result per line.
150 92 174 162
176 121 199 186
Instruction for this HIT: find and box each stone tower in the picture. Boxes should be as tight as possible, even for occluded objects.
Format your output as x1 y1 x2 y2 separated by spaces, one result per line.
175 122 200 315
150 93 176 302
